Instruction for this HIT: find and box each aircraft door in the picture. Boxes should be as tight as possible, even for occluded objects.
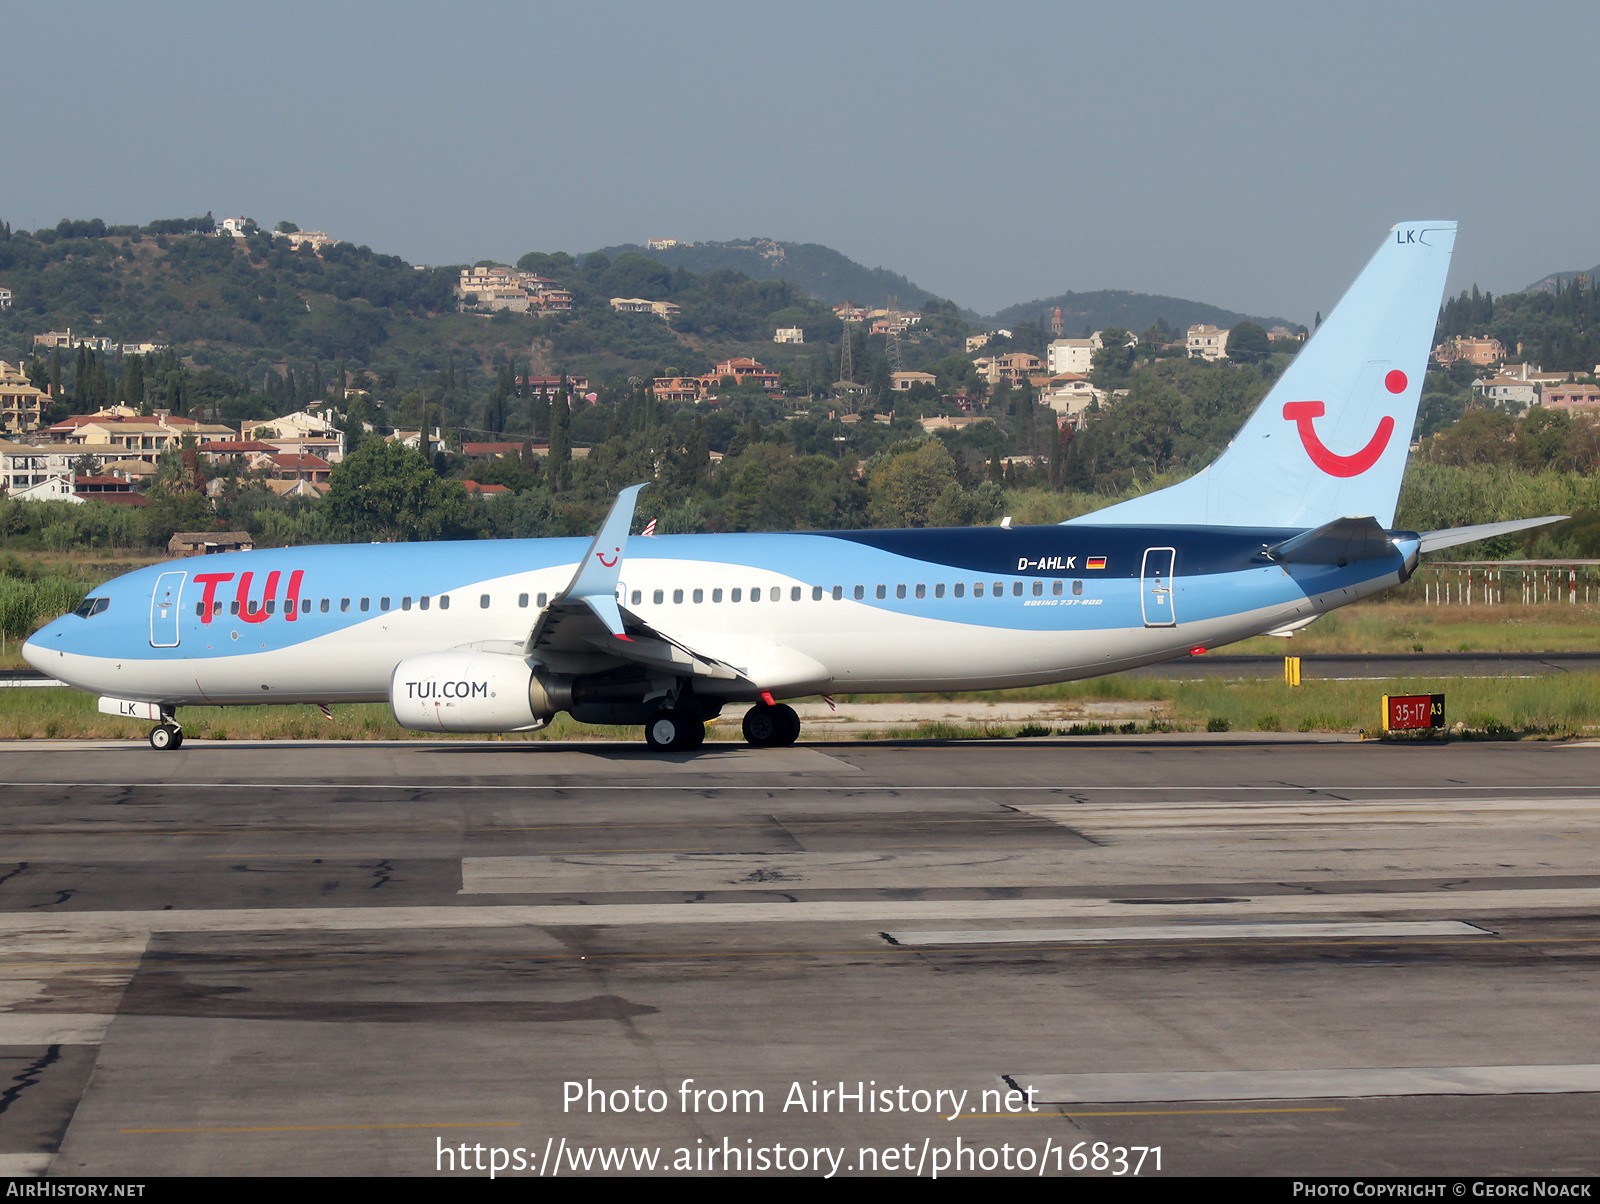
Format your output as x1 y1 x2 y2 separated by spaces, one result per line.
1140 548 1176 628
150 571 187 647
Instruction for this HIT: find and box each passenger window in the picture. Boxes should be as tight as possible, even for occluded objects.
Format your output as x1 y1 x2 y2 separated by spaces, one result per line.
791 587 801 601
266 600 276 615
1052 580 1063 596
833 586 843 600
440 595 450 609
954 583 964 598
916 584 926 599
713 588 723 603
994 582 1004 597
302 598 311 614
812 586 823 601
380 597 391 611
213 601 222 615
934 583 944 598
973 583 984 598
750 585 761 602
1033 581 1043 596
420 596 430 610
853 585 864 600
537 593 547 607
895 584 906 599
1012 582 1023 596
875 585 886 599
231 599 241 614
195 602 205 617
653 589 664 604
518 593 529 608
401 597 412 611
631 590 641 605
340 598 350 612
321 598 330 613
732 588 742 602
360 598 370 611
1073 580 1083 596
673 589 683 604
770 587 780 601
479 595 490 609
693 589 703 603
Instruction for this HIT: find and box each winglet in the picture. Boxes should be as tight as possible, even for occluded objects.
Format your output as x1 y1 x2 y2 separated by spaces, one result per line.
550 483 647 639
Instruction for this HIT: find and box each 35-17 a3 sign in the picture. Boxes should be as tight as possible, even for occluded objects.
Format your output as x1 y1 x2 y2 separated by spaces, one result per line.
1383 693 1444 731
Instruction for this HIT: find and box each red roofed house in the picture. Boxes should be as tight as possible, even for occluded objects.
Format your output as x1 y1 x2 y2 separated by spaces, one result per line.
461 480 510 496
267 453 332 483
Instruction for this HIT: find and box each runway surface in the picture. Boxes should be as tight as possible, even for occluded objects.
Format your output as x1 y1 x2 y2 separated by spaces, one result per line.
1 734 1599 1178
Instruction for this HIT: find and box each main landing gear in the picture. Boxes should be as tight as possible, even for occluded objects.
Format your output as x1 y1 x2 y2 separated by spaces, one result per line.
644 708 706 752
742 702 800 748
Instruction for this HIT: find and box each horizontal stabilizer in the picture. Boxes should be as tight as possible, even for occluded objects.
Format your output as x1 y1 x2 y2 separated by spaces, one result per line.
1267 516 1394 566
1418 515 1568 554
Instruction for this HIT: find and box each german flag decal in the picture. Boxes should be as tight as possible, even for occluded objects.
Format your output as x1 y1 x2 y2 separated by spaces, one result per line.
1086 556 1107 570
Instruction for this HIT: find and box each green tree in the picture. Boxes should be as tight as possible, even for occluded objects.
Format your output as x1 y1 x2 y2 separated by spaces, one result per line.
322 438 472 542
1226 321 1271 364
548 379 572 491
866 439 963 528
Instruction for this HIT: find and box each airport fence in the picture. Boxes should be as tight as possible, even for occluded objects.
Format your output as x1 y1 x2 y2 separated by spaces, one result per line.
1414 560 1600 607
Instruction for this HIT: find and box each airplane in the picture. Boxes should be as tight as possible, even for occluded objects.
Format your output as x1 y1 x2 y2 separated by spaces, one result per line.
23 220 1563 752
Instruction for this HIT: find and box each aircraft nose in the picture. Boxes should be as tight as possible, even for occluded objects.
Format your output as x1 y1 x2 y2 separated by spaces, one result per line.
22 615 70 670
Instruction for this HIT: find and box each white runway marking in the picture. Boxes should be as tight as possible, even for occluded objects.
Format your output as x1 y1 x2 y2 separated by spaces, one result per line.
1017 1064 1600 1103
883 920 1487 946
0 1015 119 1044
466 850 1125 893
0 779 1598 793
0 1155 53 1176
1015 796 1600 831
0 887 1593 942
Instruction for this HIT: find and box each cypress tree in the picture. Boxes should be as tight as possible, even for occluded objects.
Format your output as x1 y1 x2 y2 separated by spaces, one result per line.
49 347 61 399
548 375 572 491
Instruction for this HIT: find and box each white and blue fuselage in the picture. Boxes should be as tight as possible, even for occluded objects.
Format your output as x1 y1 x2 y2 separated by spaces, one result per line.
27 523 1416 707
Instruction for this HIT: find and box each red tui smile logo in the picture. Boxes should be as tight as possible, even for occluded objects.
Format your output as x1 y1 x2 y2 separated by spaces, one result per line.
1281 370 1406 478
596 548 620 568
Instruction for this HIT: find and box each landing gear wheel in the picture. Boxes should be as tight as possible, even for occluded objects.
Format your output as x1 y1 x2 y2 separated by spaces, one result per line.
743 703 800 747
644 709 704 752
149 724 183 751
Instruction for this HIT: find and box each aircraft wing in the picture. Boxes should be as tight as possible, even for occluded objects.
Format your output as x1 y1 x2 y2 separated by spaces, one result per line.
524 485 741 681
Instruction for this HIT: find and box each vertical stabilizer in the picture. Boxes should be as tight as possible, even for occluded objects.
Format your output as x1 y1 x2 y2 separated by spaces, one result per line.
1066 221 1456 530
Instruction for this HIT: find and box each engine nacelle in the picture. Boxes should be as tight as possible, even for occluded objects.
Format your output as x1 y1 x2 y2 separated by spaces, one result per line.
390 650 558 733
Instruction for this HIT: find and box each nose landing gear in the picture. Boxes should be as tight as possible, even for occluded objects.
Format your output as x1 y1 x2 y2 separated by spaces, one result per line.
742 702 800 747
148 722 183 751
148 707 183 750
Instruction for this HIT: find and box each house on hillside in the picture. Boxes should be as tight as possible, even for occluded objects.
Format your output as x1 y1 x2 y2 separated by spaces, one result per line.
1433 335 1505 367
0 361 48 432
168 531 254 557
1187 325 1230 360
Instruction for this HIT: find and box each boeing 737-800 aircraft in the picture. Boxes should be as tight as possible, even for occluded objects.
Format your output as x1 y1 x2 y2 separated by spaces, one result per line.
23 221 1560 750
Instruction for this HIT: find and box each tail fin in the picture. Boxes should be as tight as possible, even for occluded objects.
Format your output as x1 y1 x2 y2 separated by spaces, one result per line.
1066 220 1456 530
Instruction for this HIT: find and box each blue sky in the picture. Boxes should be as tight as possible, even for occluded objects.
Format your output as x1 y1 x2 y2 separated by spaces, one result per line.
2 0 1595 323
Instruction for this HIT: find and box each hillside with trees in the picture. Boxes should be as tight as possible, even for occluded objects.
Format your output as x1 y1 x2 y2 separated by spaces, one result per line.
990 290 1291 341
591 238 956 314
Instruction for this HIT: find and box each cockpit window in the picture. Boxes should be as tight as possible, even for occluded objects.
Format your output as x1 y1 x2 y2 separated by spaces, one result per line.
73 597 110 618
